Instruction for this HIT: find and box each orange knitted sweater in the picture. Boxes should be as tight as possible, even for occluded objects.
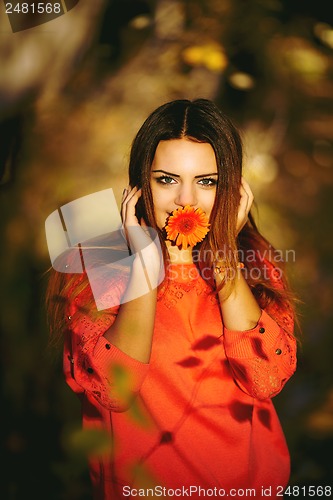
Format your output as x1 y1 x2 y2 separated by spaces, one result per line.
64 263 296 500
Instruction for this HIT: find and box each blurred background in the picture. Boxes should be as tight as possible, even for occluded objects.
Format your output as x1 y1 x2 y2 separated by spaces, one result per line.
1 0 333 498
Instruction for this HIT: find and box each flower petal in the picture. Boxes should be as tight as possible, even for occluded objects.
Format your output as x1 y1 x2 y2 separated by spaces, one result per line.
165 205 210 248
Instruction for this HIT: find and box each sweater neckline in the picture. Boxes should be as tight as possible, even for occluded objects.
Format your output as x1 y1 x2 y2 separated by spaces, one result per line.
164 263 204 283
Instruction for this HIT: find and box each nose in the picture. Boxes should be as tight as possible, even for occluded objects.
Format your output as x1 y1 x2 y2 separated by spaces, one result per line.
174 184 198 208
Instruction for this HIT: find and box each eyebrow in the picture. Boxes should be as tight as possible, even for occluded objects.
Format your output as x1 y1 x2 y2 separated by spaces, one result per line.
151 169 218 178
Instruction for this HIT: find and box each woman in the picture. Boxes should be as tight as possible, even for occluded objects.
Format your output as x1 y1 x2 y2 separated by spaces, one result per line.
46 99 297 499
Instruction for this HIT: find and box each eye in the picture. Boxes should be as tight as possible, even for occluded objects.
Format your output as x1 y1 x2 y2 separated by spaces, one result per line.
198 177 217 187
156 175 177 185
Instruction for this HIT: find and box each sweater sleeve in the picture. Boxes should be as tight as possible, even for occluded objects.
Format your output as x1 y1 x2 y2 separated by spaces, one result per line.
64 277 149 412
223 262 297 400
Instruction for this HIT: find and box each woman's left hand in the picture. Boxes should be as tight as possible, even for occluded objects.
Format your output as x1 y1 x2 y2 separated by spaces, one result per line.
236 177 254 234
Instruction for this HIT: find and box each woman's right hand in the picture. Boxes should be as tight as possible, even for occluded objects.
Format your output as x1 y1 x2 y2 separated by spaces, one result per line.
121 186 150 253
121 186 162 281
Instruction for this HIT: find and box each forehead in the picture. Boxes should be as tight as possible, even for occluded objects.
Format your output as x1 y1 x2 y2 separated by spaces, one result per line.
152 139 217 172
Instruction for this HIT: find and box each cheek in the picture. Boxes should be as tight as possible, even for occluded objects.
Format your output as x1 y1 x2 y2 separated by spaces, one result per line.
199 191 216 215
152 187 170 210
150 188 169 226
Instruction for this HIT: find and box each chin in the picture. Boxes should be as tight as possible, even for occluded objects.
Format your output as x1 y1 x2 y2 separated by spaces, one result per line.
158 215 169 229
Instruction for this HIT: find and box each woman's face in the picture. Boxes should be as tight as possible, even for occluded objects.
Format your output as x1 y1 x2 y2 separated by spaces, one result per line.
150 138 218 230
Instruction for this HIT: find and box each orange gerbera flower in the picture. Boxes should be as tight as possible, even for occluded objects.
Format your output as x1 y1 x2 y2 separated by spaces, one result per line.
165 205 210 249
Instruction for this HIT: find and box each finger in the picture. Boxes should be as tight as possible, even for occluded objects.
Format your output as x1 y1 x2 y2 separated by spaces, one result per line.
238 186 249 212
239 185 249 207
126 190 142 225
122 187 140 213
125 185 139 201
121 186 139 221
241 177 253 201
121 188 128 222
120 186 130 219
125 187 141 209
240 178 253 211
122 185 138 203
123 188 142 226
236 178 254 233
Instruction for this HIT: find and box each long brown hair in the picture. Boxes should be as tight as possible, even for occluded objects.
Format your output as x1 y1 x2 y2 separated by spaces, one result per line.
46 98 299 344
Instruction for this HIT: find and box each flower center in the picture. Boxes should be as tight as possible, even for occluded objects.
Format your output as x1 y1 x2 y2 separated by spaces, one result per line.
178 217 196 234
